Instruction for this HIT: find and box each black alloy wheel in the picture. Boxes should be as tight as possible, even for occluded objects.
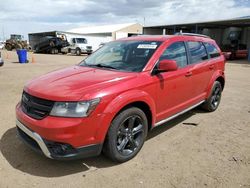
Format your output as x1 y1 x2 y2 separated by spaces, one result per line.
202 81 222 112
116 115 144 156
103 107 148 162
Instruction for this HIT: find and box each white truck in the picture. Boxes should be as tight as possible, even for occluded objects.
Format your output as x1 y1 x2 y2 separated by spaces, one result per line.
61 37 93 55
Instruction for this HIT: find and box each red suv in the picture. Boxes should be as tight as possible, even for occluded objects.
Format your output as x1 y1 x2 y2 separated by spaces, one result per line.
16 34 225 162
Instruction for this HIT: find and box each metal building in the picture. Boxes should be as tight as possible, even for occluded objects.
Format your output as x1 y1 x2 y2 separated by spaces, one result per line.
143 17 250 56
67 23 143 40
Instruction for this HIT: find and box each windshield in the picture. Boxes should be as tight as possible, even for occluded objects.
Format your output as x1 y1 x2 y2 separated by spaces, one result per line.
79 40 162 72
76 38 87 44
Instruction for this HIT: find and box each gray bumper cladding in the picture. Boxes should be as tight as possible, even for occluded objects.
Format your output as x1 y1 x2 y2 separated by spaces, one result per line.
16 119 52 158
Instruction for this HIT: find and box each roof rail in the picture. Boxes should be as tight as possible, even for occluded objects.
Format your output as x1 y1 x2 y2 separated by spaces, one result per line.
175 32 211 38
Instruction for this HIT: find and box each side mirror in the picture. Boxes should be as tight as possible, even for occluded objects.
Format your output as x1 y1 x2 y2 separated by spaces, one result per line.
158 59 178 72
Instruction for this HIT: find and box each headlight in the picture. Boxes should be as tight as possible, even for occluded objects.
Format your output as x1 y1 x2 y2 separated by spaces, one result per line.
50 98 100 117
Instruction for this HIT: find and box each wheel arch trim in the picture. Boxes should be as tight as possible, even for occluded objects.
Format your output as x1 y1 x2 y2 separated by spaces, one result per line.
206 71 225 98
94 90 156 142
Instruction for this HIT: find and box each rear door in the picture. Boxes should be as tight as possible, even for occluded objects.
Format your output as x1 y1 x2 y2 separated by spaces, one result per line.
185 41 213 101
153 41 194 122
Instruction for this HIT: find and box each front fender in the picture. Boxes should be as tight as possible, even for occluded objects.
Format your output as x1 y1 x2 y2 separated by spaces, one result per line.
95 90 156 142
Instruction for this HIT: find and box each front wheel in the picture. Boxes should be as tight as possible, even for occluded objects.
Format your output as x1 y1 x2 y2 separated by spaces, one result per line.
202 81 222 112
5 44 12 51
103 107 148 162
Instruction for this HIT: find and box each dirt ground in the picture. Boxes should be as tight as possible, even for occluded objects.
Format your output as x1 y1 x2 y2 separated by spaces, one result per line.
0 50 249 188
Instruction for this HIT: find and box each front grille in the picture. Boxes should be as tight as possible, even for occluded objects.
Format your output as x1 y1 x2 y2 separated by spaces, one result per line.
21 91 54 120
86 46 92 49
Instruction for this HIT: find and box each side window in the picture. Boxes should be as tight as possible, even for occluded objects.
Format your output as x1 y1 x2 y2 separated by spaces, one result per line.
159 42 187 68
72 38 76 43
204 43 220 58
187 41 208 64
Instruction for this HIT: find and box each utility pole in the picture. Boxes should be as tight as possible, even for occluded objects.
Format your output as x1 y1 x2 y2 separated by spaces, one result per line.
143 0 146 26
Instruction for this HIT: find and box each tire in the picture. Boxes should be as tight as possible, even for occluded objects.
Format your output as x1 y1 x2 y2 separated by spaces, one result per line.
5 44 12 51
202 81 222 112
103 107 148 163
75 48 81 56
54 48 59 54
51 48 57 54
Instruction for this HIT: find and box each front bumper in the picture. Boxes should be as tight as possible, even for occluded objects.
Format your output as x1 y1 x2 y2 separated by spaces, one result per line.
16 119 102 160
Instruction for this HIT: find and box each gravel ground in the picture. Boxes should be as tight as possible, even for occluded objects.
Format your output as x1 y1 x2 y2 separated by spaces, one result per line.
0 50 250 188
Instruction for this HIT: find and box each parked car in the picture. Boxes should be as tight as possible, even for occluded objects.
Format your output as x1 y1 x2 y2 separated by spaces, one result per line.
34 36 69 54
0 41 5 49
0 56 4 66
61 38 92 55
16 34 225 162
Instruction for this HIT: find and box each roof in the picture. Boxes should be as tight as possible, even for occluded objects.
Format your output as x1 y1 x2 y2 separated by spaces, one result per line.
145 17 250 29
118 34 214 42
67 23 140 34
28 30 87 36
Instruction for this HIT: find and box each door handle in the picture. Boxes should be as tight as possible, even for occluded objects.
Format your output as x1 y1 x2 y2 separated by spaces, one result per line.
209 65 215 70
185 71 192 77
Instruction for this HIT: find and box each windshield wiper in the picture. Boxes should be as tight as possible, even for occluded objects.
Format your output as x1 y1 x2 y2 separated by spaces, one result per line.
88 63 117 70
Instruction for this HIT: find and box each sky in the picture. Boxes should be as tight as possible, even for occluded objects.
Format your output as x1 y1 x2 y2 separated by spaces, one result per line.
0 0 250 40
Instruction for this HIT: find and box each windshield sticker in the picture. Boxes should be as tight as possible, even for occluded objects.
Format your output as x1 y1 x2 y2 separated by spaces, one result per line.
137 44 157 49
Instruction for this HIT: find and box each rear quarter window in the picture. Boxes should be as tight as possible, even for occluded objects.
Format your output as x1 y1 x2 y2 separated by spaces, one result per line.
187 41 208 64
204 42 220 58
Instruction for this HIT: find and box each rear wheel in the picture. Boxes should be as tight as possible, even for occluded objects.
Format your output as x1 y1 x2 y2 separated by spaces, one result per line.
202 81 222 112
50 48 58 54
51 48 55 54
103 107 148 162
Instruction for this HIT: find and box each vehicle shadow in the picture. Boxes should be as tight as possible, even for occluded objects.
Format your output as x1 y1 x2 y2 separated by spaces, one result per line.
0 128 115 177
0 108 204 178
147 108 204 140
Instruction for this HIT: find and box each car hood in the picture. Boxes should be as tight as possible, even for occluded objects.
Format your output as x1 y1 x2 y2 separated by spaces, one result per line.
24 65 137 101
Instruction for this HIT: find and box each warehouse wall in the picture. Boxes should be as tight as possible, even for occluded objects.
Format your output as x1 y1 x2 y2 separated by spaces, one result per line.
202 27 250 49
118 23 143 35
202 28 223 46
143 28 163 35
242 27 250 49
114 23 143 40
